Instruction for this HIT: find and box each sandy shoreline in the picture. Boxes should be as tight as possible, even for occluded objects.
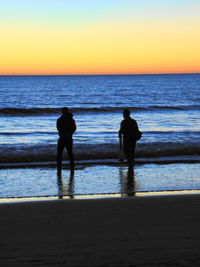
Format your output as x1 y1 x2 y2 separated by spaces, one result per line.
1 195 200 266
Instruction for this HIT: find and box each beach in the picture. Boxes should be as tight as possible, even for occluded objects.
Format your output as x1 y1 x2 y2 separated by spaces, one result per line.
1 0 200 263
0 74 200 266
1 194 200 266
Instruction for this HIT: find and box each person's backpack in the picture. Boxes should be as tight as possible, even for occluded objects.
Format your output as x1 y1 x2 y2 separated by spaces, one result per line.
129 119 142 142
135 130 142 141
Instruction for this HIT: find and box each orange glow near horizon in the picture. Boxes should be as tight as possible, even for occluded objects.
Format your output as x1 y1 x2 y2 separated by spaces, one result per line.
1 2 200 75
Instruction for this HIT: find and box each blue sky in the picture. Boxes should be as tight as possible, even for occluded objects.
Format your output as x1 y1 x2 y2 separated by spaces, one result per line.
1 0 200 25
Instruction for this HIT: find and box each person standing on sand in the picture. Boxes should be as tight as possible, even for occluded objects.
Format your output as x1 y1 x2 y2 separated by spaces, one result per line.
57 107 76 173
119 109 141 169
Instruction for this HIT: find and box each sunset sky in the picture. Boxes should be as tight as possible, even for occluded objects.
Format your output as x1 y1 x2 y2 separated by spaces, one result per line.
1 0 200 75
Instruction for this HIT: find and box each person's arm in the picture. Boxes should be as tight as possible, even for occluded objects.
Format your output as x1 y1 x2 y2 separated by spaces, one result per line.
72 119 76 134
134 120 139 132
118 121 123 139
56 118 60 131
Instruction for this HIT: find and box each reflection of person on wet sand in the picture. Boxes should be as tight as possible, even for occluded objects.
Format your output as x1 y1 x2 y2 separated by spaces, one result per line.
57 107 76 174
57 172 74 199
119 109 142 169
120 167 135 197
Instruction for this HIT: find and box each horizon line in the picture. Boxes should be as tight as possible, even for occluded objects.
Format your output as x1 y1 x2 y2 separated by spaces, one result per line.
0 72 200 76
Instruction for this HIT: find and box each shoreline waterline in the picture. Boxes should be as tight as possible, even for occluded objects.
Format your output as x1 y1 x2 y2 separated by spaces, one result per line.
1 189 200 204
1 155 200 168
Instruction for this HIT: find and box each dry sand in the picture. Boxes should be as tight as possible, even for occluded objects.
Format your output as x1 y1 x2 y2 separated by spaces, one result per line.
1 195 200 266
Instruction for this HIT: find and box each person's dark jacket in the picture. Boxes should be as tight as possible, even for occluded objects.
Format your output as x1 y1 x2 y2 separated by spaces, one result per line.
57 113 76 139
119 117 139 143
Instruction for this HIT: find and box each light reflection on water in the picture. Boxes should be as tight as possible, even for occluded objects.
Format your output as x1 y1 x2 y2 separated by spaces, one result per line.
1 111 200 145
0 163 200 199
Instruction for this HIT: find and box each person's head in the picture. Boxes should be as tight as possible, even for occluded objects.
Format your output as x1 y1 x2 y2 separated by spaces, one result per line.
62 107 68 115
123 109 130 119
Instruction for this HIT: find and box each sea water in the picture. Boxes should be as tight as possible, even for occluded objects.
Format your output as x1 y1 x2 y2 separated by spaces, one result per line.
1 164 200 198
0 74 200 198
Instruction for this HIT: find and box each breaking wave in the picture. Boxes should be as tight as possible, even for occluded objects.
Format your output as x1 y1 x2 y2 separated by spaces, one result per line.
0 105 200 116
0 142 199 164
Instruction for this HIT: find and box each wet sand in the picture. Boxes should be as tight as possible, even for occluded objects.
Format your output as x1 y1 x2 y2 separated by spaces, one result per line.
1 195 200 266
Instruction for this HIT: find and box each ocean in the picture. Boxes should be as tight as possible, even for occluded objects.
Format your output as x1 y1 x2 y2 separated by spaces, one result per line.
0 74 200 198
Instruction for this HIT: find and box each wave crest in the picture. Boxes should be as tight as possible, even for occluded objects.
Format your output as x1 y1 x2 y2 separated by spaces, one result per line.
1 105 199 116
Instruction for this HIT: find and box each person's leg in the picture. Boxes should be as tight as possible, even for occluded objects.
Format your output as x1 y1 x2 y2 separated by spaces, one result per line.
124 141 136 169
129 143 136 169
57 138 65 172
66 138 74 171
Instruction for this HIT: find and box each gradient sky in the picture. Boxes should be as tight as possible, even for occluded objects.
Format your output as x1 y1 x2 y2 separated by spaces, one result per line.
1 0 200 75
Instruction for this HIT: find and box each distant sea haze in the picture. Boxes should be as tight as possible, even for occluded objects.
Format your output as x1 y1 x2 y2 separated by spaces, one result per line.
0 74 200 164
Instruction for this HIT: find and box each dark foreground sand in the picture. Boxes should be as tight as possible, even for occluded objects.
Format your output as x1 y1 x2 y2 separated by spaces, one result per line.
1 195 200 266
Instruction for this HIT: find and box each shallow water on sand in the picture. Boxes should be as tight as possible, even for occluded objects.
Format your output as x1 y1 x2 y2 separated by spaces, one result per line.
0 163 200 199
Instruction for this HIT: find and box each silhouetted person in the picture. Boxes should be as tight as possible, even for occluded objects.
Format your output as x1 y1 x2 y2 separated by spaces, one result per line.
119 109 141 169
57 107 76 173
